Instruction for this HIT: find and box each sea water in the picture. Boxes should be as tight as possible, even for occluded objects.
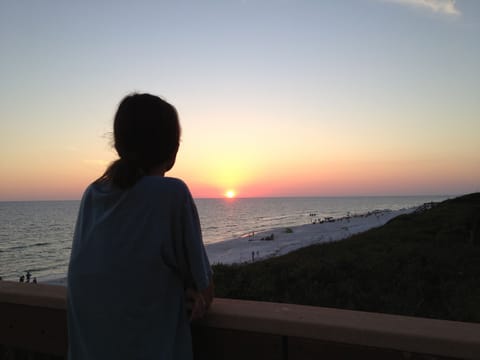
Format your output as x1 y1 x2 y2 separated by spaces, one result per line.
0 195 450 281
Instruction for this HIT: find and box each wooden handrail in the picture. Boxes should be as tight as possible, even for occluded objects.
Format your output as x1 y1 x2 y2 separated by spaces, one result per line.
201 298 480 358
1 281 480 359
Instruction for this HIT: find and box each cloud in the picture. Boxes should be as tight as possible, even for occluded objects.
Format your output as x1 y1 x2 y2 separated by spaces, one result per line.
384 0 461 15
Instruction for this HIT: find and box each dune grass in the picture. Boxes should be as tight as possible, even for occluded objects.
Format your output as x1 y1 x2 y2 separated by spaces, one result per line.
212 193 480 323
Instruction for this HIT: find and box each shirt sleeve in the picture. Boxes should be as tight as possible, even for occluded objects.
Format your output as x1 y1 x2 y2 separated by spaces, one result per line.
176 190 212 291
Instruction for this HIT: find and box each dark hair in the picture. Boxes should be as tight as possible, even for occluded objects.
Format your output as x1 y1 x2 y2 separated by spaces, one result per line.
96 93 181 189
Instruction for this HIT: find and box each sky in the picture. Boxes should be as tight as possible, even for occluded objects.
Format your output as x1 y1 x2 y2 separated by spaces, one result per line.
1 0 479 200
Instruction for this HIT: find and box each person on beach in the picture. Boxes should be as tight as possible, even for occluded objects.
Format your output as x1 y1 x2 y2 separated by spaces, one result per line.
67 93 213 360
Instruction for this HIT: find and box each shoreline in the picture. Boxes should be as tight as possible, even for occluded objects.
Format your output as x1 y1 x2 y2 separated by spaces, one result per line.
205 207 417 265
38 206 418 286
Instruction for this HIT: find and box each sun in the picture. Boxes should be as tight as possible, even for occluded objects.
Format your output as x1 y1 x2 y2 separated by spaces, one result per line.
225 190 236 199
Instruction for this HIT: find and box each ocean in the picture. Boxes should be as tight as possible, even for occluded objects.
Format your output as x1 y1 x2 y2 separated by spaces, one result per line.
0 195 450 281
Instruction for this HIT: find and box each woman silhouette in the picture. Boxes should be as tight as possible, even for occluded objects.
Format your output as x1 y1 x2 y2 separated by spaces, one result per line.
67 93 213 359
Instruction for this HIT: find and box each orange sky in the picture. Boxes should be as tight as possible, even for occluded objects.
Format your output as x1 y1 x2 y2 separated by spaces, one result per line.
1 1 479 200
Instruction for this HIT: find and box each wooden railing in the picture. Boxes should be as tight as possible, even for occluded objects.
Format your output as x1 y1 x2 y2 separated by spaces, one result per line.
1 281 480 359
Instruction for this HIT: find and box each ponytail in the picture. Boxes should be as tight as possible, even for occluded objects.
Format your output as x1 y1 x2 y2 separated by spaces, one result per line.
96 158 145 189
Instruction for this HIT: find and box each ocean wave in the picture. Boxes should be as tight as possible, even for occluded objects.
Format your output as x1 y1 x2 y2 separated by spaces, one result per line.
31 242 50 247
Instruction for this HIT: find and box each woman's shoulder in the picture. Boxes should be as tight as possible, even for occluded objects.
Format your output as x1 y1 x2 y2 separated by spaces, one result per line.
137 176 191 196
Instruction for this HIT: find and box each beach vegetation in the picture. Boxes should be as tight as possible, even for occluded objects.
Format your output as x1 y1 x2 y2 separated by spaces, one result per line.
212 193 480 323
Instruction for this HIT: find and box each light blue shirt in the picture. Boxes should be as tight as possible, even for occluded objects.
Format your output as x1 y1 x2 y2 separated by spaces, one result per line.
67 176 212 360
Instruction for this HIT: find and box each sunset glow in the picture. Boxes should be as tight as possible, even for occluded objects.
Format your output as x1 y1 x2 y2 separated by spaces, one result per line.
1 1 479 200
225 190 236 199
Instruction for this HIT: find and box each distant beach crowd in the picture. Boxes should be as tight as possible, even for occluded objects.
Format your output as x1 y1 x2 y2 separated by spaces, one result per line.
17 271 37 284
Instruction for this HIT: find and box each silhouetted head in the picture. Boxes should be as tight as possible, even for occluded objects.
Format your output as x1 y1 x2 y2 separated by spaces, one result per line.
98 93 181 188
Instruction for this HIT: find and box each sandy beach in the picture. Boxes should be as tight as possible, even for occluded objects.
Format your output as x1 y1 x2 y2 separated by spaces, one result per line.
40 207 416 285
205 207 416 265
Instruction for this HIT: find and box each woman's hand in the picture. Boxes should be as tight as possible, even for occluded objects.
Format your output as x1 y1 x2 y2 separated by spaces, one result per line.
185 281 214 321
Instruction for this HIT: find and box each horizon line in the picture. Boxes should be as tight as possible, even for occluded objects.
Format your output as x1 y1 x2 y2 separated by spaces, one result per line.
0 193 462 203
